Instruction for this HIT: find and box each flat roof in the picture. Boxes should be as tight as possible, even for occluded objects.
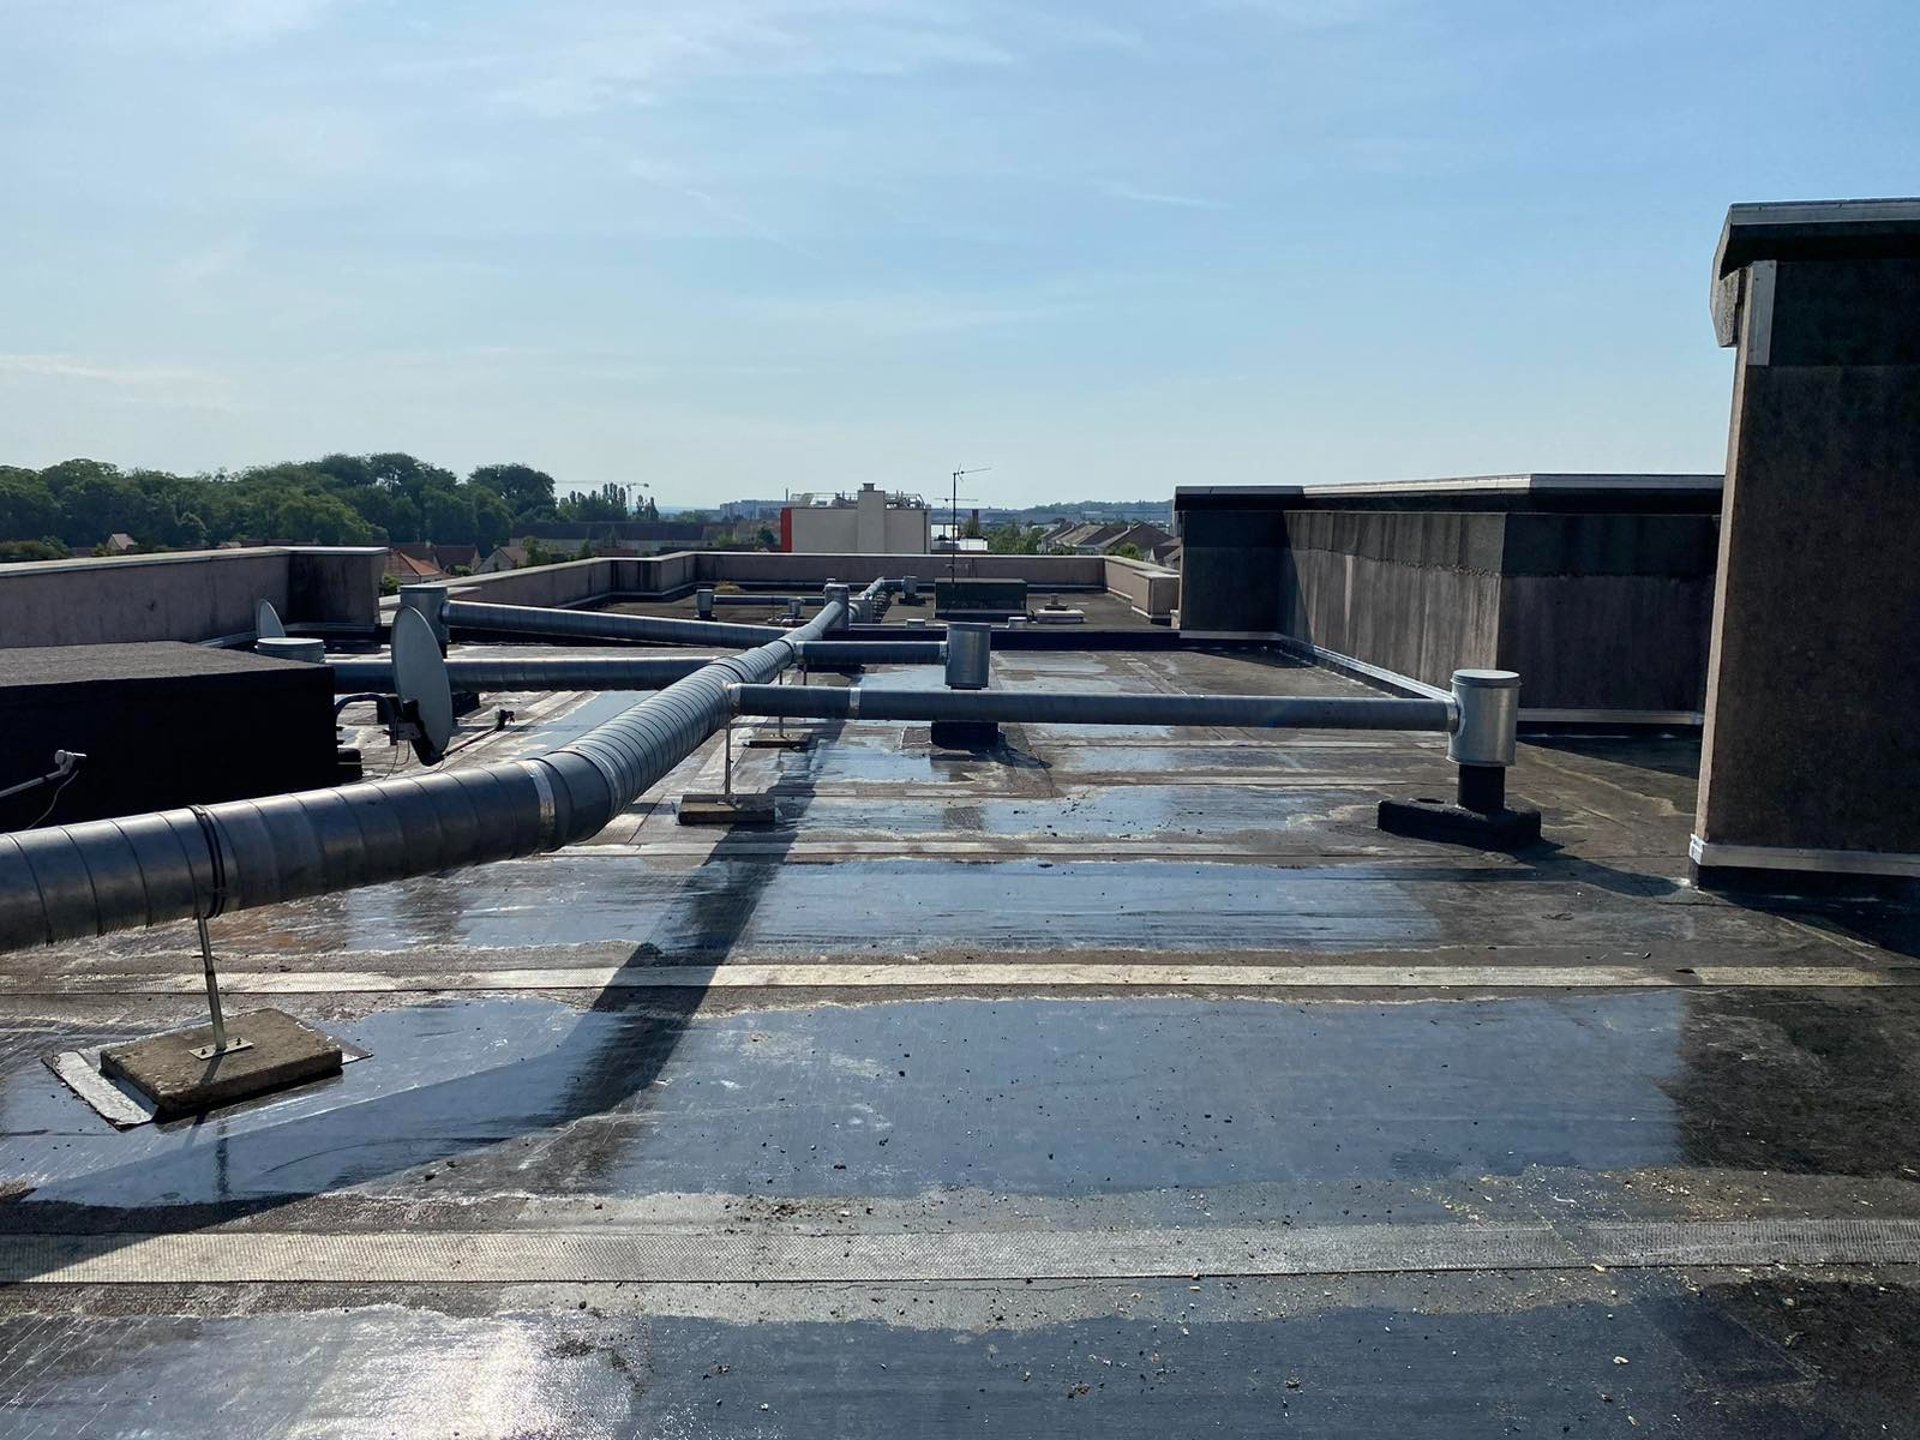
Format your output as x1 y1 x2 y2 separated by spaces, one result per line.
1178 472 1722 507
1 642 1915 1432
1716 197 1920 276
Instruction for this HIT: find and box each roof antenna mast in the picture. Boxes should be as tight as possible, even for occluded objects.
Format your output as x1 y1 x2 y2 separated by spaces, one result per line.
949 466 990 582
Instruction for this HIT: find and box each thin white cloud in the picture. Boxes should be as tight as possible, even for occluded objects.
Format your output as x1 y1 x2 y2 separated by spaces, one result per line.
1099 183 1229 211
167 233 253 288
735 290 1076 339
0 355 236 410
1210 0 1406 27
479 0 1018 116
38 0 362 49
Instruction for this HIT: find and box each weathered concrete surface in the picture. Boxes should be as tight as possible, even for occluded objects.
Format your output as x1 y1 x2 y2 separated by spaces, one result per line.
1698 209 1920 877
99 1008 342 1118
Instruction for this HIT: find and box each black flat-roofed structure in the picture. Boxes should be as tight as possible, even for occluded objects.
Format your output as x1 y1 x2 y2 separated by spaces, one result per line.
1175 473 1723 721
0 642 339 829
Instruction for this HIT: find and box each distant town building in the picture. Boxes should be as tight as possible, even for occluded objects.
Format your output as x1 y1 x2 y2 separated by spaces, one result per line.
719 498 787 521
782 484 930 554
384 547 445 582
476 544 527 574
1044 520 1174 556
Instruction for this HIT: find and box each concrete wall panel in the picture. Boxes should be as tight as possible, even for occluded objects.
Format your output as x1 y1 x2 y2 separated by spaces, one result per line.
0 550 292 647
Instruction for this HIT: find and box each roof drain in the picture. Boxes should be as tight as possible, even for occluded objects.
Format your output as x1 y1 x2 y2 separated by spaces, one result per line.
0 595 848 953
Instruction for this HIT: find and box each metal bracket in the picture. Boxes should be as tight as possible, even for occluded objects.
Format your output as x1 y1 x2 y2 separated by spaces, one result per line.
189 1038 254 1061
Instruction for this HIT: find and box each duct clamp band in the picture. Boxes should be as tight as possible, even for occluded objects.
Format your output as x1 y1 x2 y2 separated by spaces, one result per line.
520 760 559 849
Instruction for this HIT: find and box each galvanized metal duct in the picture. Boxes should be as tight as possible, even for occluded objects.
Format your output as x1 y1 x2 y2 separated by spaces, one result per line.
443 598 788 649
728 683 1455 733
328 654 717 693
331 645 943 695
0 598 848 952
797 640 945 667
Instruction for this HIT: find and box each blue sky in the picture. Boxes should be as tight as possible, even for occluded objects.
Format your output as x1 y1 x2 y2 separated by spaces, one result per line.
1 0 1915 506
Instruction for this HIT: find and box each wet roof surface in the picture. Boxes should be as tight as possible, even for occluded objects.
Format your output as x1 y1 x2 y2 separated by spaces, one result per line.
4 643 1920 1436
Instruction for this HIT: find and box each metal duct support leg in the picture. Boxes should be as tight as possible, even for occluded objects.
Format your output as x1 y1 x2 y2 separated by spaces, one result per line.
744 665 813 751
191 912 247 1060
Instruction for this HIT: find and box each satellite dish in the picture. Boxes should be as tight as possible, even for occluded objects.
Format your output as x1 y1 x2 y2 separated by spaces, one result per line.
255 600 287 640
391 608 454 765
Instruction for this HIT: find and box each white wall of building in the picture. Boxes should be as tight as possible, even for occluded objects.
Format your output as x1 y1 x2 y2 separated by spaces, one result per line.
787 485 930 554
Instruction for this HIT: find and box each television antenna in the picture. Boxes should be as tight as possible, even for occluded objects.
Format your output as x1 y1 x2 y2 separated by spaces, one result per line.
948 467 991 582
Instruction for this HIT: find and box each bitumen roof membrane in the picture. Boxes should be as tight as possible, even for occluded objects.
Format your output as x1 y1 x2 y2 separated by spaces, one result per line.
3 643 1919 1436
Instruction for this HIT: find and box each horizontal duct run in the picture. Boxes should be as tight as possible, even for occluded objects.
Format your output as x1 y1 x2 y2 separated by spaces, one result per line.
329 655 718 692
444 598 789 649
0 599 849 952
330 645 945 697
730 684 1455 732
434 598 941 669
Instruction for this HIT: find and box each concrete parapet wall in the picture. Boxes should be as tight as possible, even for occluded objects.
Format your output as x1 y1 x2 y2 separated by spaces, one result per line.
1178 496 1719 715
619 552 699 597
289 549 384 631
443 559 616 609
1103 556 1180 620
1281 513 1505 689
0 547 384 647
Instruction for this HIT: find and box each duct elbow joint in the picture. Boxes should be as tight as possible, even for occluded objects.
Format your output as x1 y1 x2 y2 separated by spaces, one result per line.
1446 669 1520 768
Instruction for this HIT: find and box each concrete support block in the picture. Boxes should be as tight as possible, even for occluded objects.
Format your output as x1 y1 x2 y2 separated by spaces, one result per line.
677 793 778 825
930 719 1001 752
100 1009 343 1119
1692 200 1920 892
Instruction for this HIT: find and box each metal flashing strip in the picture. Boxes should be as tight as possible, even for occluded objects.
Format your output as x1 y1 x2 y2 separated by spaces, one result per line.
1271 637 1450 702
6 962 1905 997
1176 629 1292 644
46 1037 370 1129
1745 259 1778 366
1691 835 1920 879
3 1216 1917 1285
1521 708 1705 727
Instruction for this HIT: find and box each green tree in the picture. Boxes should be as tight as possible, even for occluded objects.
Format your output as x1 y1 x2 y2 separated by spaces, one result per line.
275 490 379 545
0 471 61 539
40 460 139 547
471 489 513 550
0 538 71 562
985 522 1044 555
469 463 557 523
556 483 630 522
